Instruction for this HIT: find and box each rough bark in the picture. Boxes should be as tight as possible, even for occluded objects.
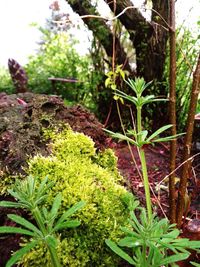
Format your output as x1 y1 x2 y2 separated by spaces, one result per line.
169 0 177 224
67 0 132 73
176 53 200 228
105 0 169 83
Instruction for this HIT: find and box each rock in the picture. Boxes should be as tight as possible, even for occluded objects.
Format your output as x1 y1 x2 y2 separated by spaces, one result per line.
0 92 108 175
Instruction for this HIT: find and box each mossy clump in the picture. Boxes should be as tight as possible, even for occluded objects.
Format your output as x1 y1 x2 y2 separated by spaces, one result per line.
21 127 135 266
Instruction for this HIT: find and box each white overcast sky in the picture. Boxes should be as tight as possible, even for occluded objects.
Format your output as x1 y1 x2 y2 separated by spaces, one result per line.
0 0 199 67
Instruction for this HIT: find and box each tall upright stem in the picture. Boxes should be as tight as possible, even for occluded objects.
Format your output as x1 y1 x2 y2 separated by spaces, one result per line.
139 148 153 221
32 207 61 267
48 246 61 267
137 107 142 140
137 105 152 221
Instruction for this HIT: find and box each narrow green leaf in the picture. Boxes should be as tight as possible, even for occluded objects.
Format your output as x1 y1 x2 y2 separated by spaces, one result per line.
138 130 148 142
115 89 138 104
146 124 173 142
35 195 48 206
105 239 135 265
0 226 35 236
36 176 54 200
0 201 22 208
7 190 20 201
152 132 185 143
27 175 36 196
50 193 62 221
104 129 138 145
7 214 42 237
186 240 200 249
5 240 38 267
36 176 48 198
163 229 180 239
118 237 141 248
160 253 190 265
56 201 85 225
120 226 139 236
190 262 200 267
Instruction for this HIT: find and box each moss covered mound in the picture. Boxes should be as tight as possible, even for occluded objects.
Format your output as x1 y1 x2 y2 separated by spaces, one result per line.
21 128 133 267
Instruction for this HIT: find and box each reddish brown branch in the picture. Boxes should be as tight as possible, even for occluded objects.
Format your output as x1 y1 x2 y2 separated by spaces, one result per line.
176 52 200 228
169 0 177 224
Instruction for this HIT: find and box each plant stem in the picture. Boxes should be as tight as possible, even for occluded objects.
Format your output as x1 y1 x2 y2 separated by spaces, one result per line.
136 105 152 221
139 148 152 221
137 106 142 140
48 245 61 267
32 207 61 267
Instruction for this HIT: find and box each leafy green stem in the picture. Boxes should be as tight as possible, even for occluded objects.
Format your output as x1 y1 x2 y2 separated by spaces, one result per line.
32 207 47 236
136 103 152 221
48 245 61 267
139 148 152 221
137 106 142 141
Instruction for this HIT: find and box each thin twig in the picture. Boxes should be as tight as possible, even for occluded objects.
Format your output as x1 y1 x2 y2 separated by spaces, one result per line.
157 152 200 187
53 5 171 31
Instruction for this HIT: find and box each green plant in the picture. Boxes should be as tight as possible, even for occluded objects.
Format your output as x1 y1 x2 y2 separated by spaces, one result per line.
104 77 200 265
8 127 136 266
105 77 182 221
0 66 15 93
0 175 85 267
106 206 200 266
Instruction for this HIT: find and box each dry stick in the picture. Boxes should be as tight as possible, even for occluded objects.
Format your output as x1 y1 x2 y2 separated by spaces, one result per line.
157 152 200 204
176 52 200 228
158 152 200 185
169 0 177 224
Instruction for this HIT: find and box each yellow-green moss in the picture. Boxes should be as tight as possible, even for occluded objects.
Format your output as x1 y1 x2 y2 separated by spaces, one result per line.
20 128 134 266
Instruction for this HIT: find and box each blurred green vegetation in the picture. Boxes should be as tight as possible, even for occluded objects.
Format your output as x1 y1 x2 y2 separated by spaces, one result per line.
0 21 199 128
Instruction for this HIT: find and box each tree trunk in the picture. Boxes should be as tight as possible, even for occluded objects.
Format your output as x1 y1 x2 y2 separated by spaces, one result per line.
67 0 132 73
